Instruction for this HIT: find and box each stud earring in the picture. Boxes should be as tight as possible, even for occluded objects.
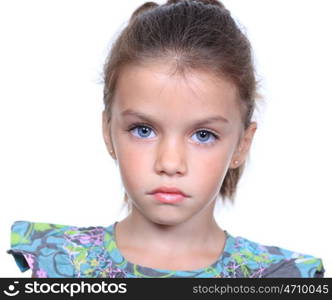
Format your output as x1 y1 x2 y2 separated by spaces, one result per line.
110 150 116 160
234 160 239 165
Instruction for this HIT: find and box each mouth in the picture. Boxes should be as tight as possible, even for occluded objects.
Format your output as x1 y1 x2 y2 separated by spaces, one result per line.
151 192 187 204
148 186 190 204
149 186 189 197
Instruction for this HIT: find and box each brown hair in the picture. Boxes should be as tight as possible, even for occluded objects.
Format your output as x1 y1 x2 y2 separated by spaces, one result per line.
102 0 262 206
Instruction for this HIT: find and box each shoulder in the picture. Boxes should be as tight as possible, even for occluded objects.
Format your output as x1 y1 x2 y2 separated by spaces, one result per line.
224 233 325 278
8 220 108 278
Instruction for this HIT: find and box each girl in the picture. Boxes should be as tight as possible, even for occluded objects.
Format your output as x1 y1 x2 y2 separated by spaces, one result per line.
8 0 325 278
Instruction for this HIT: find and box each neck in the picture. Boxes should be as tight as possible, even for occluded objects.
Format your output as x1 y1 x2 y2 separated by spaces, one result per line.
115 202 225 253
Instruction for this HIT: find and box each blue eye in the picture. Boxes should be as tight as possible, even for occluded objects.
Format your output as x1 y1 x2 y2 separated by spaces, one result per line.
192 130 218 144
128 123 219 145
131 125 156 139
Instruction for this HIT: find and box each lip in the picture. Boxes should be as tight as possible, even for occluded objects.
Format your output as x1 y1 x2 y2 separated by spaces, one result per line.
152 192 185 204
148 186 190 204
149 186 190 197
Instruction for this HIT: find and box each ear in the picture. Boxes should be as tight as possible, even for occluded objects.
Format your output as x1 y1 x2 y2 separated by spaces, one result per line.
230 121 257 169
102 110 116 159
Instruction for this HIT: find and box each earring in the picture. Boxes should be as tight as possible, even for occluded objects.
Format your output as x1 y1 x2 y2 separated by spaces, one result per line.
234 160 239 165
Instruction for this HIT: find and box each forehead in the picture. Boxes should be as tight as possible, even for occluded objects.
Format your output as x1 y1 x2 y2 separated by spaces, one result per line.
113 63 241 124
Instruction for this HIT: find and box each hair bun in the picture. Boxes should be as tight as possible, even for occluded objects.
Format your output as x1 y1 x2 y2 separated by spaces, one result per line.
166 0 225 9
131 2 159 20
195 0 224 8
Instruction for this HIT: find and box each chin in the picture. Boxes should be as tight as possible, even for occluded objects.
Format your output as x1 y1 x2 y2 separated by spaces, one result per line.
148 213 191 227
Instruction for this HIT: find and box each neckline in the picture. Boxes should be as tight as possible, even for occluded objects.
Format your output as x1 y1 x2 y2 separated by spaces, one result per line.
107 221 233 274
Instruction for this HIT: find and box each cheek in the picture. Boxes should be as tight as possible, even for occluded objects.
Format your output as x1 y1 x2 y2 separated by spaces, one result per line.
116 144 150 190
190 150 231 190
115 129 149 167
193 149 230 174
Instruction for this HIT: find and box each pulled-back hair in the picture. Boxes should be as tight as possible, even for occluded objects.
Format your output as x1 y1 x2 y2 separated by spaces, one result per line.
102 0 262 206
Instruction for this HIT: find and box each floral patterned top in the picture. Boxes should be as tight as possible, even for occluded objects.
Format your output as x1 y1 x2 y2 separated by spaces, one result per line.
7 220 325 278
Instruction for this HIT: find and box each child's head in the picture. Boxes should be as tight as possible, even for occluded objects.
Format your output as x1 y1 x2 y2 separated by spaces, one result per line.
102 0 261 218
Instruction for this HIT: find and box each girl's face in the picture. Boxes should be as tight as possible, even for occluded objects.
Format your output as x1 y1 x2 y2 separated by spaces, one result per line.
103 62 257 226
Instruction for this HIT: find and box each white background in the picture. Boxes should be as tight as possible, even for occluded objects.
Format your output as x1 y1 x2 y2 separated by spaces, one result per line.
0 0 331 277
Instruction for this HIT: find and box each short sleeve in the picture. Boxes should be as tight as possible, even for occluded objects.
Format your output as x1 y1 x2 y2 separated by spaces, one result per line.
261 246 325 278
294 256 325 278
7 220 74 277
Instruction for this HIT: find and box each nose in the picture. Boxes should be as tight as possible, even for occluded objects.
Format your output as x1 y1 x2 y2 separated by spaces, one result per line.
154 141 187 176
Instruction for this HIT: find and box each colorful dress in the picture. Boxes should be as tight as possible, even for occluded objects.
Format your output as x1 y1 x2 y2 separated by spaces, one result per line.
7 220 325 278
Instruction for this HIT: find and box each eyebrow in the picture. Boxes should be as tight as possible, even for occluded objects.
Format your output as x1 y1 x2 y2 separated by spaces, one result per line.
120 109 229 126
